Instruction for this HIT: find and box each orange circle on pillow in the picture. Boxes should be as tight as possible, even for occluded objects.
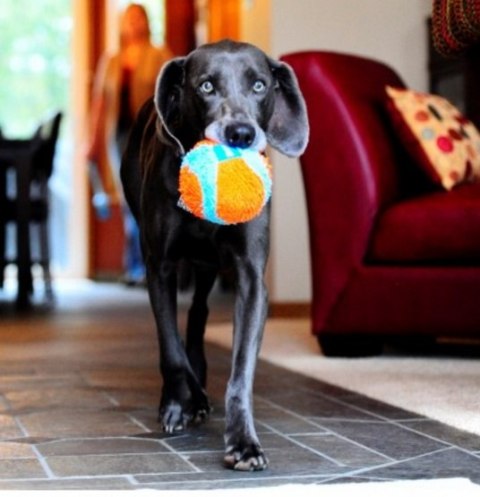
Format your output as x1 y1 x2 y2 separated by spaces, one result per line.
415 110 429 122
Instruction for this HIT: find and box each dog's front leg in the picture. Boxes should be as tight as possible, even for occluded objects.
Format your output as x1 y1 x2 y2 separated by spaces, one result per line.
224 229 269 471
146 258 210 433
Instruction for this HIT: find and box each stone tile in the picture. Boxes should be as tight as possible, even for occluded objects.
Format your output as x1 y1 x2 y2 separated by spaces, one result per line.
0 366 37 376
255 400 328 435
82 370 160 390
322 476 394 485
361 447 480 482
318 390 425 422
0 477 135 490
401 419 480 452
0 395 9 413
37 437 172 457
5 387 113 412
291 434 392 468
158 451 225 475
0 441 37 459
137 471 331 490
18 410 148 438
103 389 159 410
0 459 46 479
0 373 82 392
319 420 449 460
160 420 225 453
0 414 24 440
263 391 378 421
184 437 345 477
252 432 315 452
46 453 195 478
127 409 162 433
4 436 55 445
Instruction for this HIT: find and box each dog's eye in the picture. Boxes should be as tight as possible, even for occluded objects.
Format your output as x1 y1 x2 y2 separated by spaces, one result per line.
252 80 266 93
199 80 215 94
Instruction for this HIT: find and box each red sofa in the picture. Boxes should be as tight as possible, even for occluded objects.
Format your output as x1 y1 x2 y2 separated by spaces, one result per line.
281 51 480 356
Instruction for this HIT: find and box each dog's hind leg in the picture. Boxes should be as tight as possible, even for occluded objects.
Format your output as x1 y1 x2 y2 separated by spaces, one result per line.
186 265 217 390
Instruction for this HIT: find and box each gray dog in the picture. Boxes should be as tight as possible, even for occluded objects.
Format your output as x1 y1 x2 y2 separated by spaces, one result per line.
121 39 308 471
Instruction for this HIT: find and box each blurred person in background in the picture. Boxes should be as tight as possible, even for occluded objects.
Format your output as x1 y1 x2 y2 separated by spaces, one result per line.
87 3 172 285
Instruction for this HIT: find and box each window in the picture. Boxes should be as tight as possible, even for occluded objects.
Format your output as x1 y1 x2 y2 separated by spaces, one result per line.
0 0 72 274
0 1 71 137
0 1 167 280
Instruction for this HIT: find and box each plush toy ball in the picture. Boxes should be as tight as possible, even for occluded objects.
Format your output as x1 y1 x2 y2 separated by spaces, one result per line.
178 140 272 225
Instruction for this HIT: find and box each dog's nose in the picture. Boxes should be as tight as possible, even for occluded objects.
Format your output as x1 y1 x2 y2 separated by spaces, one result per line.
225 123 256 149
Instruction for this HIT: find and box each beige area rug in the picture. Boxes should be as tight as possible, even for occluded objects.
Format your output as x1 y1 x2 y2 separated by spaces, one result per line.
206 319 480 437
4 479 478 496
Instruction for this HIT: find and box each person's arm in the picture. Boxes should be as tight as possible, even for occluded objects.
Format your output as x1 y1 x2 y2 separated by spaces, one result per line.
86 54 109 162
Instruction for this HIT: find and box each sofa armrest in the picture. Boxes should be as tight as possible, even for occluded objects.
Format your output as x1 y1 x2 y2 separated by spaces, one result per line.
282 51 406 332
301 122 378 332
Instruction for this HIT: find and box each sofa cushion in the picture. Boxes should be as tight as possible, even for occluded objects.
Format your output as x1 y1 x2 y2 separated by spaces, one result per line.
368 182 480 263
385 86 480 190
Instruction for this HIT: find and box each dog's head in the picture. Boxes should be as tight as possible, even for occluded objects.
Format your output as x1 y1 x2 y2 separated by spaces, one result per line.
154 39 309 158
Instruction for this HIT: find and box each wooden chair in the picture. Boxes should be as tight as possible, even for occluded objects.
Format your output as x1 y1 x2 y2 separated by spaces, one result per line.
0 111 62 307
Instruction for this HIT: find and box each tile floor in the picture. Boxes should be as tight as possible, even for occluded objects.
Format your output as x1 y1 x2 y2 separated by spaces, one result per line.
0 281 479 490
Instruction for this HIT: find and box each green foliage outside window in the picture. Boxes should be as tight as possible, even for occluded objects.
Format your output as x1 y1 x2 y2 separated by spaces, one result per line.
0 0 165 272
0 0 71 138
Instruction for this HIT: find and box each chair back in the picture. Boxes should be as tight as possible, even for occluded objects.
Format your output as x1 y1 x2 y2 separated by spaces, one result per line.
31 111 62 181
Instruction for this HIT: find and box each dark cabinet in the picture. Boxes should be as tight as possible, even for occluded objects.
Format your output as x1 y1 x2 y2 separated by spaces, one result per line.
428 20 480 127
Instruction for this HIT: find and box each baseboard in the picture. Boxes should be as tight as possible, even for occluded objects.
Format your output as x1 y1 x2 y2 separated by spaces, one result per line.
268 301 311 318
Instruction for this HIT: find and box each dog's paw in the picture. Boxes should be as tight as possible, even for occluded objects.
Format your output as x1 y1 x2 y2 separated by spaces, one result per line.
192 405 211 425
159 401 190 434
224 443 268 471
160 399 211 434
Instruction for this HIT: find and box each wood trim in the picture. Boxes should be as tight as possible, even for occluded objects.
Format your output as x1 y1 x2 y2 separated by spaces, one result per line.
87 0 106 75
268 302 311 319
165 0 196 55
207 0 241 42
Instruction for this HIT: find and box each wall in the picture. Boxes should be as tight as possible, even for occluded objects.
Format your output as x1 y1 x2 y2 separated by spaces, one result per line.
241 0 271 52
69 0 91 278
70 0 432 291
262 0 432 302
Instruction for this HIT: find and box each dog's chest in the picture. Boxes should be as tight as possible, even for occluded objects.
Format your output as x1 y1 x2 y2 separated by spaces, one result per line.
180 218 223 266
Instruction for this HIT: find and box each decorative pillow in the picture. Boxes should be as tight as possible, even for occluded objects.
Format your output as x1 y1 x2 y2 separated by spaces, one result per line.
385 86 480 190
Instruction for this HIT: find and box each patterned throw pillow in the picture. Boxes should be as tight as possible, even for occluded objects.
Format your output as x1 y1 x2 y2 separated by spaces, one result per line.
385 86 480 190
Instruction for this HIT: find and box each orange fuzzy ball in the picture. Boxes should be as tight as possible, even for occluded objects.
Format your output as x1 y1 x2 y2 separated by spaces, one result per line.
178 140 272 225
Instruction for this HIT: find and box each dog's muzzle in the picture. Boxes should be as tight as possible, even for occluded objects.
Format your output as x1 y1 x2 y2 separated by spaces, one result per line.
205 120 267 152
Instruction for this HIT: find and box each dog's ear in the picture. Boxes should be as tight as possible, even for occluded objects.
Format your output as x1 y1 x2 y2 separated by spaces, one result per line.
154 57 186 154
266 59 309 158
